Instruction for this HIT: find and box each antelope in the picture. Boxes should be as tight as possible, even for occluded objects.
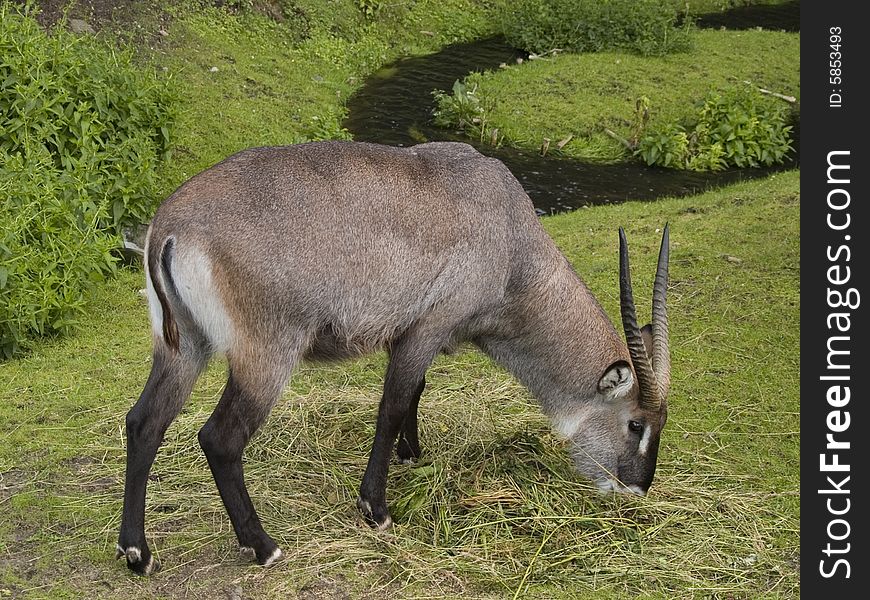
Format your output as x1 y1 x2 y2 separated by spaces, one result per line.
116 140 670 575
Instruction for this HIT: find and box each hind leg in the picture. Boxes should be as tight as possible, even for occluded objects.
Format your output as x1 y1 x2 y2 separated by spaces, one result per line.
198 350 296 566
118 343 207 575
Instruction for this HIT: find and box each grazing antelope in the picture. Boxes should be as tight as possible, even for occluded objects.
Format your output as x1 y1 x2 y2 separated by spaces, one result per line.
116 141 670 575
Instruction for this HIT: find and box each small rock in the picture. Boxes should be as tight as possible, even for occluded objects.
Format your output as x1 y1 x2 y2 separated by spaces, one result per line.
225 585 243 600
209 66 219 73
158 29 169 37
69 19 95 35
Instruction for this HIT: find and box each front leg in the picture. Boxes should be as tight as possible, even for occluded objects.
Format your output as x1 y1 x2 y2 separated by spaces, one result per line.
358 340 434 529
396 378 425 464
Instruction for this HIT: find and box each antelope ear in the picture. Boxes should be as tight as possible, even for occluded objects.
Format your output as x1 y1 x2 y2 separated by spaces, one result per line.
641 324 654 359
598 360 634 400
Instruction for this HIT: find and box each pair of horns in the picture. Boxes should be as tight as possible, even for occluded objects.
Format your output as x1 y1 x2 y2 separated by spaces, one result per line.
619 225 670 411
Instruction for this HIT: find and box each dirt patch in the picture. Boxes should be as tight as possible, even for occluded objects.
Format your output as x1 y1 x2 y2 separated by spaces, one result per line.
297 576 351 600
0 469 30 503
11 0 173 50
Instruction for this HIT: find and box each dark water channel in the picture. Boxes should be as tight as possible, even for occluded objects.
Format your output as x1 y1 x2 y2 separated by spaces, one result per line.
693 0 799 32
343 4 800 213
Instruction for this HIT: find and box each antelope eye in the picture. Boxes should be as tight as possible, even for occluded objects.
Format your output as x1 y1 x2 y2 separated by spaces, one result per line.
628 420 644 434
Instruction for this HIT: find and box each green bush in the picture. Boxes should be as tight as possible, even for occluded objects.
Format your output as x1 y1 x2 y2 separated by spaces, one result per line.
432 75 493 141
0 153 118 359
637 87 794 170
497 0 693 56
432 75 507 147
0 4 177 357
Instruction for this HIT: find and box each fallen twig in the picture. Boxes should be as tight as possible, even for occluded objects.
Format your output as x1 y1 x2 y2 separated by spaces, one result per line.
604 128 635 151
742 80 796 103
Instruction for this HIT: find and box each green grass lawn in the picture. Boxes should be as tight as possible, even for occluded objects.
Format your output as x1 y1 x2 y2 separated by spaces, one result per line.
2 1 799 597
446 28 799 162
0 170 799 599
149 0 496 198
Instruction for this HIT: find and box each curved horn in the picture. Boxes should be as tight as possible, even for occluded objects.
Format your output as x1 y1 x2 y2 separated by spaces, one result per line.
619 227 660 410
652 224 670 403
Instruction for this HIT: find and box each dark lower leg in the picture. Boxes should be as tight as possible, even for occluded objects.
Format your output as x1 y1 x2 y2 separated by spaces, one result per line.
198 374 280 564
396 378 425 463
358 352 428 528
118 352 200 575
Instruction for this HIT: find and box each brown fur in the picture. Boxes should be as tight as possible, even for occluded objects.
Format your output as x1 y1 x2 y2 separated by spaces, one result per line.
118 141 668 575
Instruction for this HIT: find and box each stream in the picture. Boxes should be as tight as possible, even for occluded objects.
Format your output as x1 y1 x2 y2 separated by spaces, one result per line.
342 2 799 213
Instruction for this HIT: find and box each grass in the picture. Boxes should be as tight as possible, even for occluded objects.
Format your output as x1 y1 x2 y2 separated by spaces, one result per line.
682 0 796 13
148 0 496 197
2 1 799 597
0 170 800 599
444 29 799 162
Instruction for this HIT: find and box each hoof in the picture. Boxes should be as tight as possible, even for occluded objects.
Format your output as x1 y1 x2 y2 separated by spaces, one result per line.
240 544 283 567
356 497 393 531
261 547 284 567
239 545 257 561
115 544 159 576
395 439 421 464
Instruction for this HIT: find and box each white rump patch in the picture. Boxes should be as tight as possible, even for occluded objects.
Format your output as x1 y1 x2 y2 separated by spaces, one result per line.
145 234 235 353
171 245 235 353
171 244 236 353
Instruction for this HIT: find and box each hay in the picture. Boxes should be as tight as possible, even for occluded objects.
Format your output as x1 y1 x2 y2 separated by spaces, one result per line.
70 352 797 598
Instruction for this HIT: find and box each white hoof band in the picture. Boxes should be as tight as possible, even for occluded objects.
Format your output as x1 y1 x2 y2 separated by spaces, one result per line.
142 554 157 575
125 547 142 563
357 496 392 530
626 484 647 497
376 515 393 532
263 547 283 567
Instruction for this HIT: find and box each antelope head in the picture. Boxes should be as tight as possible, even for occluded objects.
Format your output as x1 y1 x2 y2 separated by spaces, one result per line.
569 225 671 495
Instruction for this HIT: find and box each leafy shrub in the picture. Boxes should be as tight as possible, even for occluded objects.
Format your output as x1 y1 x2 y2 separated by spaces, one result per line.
357 0 385 18
637 87 794 170
1 6 176 233
498 0 693 56
0 153 118 358
302 109 354 141
432 75 502 145
0 5 177 357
